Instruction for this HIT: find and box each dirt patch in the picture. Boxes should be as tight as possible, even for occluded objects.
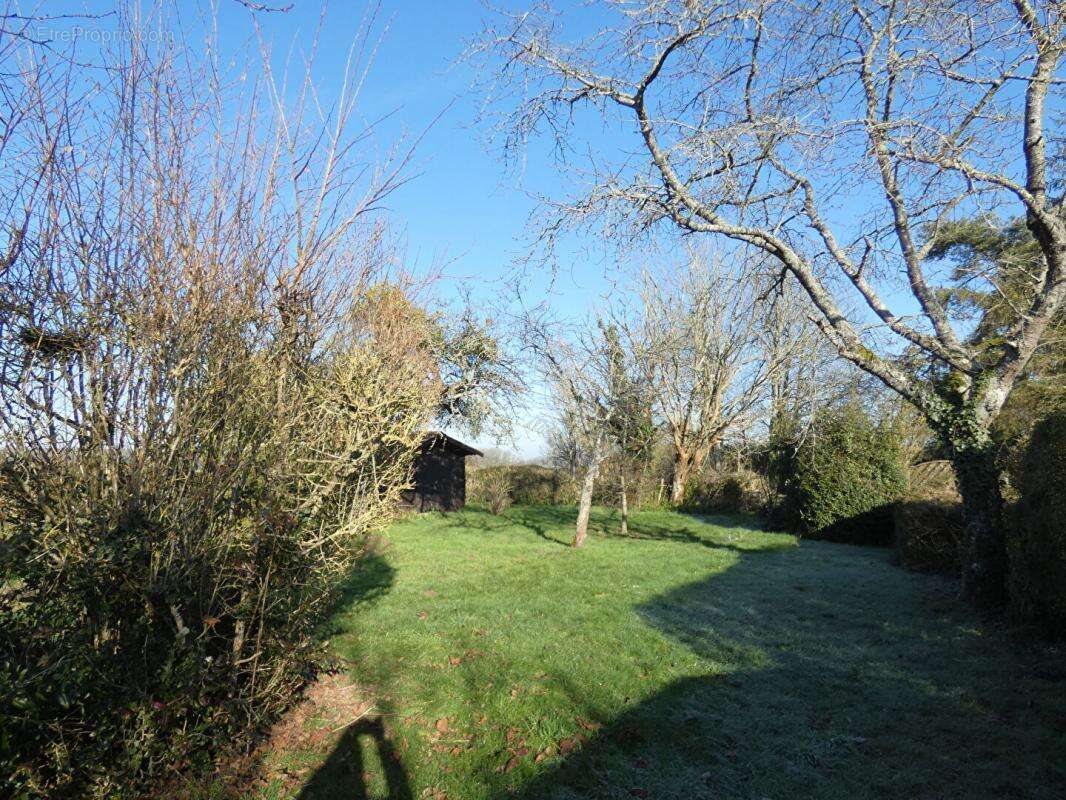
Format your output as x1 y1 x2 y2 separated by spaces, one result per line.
266 671 376 751
162 672 375 798
248 672 376 795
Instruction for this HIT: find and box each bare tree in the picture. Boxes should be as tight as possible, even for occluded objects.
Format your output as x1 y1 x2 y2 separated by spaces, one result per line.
545 411 586 478
757 271 854 441
620 252 788 503
601 321 656 533
526 317 621 546
478 0 1066 605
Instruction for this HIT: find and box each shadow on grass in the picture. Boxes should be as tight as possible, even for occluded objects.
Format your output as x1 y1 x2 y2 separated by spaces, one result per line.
333 551 397 610
489 504 768 552
502 545 1066 800
295 523 1066 800
505 505 576 546
294 715 413 800
419 505 573 546
410 505 772 554
415 506 569 546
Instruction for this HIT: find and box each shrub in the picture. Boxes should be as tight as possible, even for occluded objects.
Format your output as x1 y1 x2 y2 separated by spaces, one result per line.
0 20 436 796
906 460 959 502
478 469 514 515
777 407 908 544
509 465 566 505
0 293 432 798
893 501 965 574
1009 411 1066 632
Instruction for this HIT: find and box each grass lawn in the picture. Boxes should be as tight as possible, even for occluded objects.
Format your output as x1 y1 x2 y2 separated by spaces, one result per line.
256 505 1065 800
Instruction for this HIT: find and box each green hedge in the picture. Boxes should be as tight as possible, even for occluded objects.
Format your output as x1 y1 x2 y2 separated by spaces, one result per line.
777 407 908 544
1009 412 1066 632
0 340 426 797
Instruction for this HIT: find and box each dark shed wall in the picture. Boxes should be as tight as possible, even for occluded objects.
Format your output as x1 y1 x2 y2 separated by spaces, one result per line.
405 448 467 511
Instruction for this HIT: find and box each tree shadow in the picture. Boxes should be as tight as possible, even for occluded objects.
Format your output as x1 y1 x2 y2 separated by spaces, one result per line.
293 518 1065 799
295 716 413 800
502 543 1066 799
327 551 399 621
408 505 773 552
505 505 577 546
495 505 777 552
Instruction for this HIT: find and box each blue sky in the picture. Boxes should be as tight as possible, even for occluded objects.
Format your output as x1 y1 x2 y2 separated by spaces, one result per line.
26 0 958 459
34 1 1054 459
202 0 628 458
42 0 620 457
35 0 618 456
200 0 625 300
219 0 673 460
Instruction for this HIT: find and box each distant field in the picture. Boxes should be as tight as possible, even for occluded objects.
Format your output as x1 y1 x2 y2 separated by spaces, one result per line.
255 505 1065 800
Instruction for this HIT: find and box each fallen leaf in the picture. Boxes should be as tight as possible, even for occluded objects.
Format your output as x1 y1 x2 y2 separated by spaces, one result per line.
417 611 428 620
576 716 601 731
558 734 587 756
435 717 451 733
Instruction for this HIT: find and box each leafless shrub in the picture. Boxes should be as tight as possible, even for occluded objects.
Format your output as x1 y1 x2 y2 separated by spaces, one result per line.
481 468 514 515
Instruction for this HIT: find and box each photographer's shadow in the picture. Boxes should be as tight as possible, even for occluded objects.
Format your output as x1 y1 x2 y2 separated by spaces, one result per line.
296 716 413 800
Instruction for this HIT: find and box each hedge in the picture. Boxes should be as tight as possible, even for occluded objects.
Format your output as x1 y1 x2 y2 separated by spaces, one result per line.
776 406 908 544
680 470 766 515
469 465 578 507
1009 411 1066 633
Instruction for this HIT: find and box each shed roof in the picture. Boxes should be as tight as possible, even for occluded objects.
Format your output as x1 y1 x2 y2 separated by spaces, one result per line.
421 431 483 457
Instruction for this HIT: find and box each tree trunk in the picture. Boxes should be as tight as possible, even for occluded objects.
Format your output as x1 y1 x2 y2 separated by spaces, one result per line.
941 413 1008 607
573 457 601 547
951 443 1008 607
620 474 629 536
670 450 692 505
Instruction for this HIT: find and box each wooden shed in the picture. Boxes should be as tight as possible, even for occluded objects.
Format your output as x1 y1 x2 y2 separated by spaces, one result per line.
402 432 482 512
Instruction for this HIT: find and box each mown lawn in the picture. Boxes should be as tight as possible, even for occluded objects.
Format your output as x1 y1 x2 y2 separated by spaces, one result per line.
257 505 1065 800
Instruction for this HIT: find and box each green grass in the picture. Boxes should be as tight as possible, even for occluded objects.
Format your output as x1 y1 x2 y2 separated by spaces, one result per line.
260 505 1066 800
